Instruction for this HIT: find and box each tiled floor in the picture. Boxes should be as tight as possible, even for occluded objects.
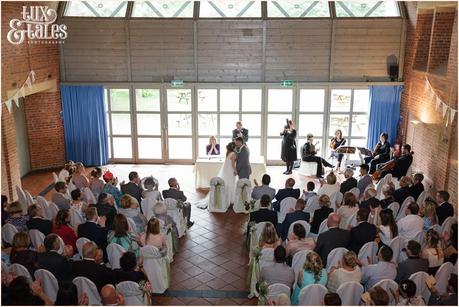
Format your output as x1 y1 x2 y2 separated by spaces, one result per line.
20 164 337 305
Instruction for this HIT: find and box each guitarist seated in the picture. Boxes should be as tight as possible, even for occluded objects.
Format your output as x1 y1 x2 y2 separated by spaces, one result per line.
378 144 413 180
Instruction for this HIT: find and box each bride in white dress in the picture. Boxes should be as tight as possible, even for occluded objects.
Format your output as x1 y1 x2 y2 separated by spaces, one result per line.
218 142 238 205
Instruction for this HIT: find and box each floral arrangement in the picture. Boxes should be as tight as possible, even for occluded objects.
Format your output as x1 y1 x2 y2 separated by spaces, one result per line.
257 281 269 306
176 200 185 210
138 280 153 305
244 199 256 212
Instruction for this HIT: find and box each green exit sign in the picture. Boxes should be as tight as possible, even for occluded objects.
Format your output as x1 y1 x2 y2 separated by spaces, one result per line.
281 80 294 87
171 79 183 87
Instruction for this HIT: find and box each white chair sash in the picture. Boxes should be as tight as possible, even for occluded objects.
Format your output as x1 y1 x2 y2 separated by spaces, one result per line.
116 281 147 306
164 198 186 238
76 237 91 258
326 247 348 272
297 284 328 306
358 242 378 266
107 243 127 269
330 191 343 212
9 263 32 282
291 249 312 287
73 276 102 305
349 187 360 200
267 283 290 299
409 271 430 303
15 186 28 214
434 262 454 294
2 224 18 245
208 177 229 213
336 281 364 306
34 269 59 303
278 197 297 224
288 221 311 238
388 202 400 218
234 179 252 213
304 195 320 220
397 196 415 221
36 196 51 220
29 229 45 249
140 246 170 294
372 279 399 305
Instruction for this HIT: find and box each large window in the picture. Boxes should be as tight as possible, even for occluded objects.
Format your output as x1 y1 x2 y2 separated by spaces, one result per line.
131 1 194 18
199 0 261 18
268 0 330 18
106 88 133 159
64 1 128 17
335 1 400 17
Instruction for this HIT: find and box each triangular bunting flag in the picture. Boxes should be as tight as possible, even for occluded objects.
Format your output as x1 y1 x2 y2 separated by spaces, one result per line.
25 76 32 88
5 100 12 113
435 96 442 111
450 109 457 123
19 87 26 98
30 70 36 82
13 94 20 107
442 103 449 118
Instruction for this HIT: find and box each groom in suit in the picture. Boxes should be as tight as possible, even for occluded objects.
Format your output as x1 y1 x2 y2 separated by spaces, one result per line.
235 137 252 179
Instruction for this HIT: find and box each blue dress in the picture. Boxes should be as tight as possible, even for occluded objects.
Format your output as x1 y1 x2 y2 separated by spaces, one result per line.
291 268 328 305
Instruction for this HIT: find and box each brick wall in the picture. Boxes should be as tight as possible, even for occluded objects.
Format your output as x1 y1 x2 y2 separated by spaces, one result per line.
400 3 458 207
1 1 65 200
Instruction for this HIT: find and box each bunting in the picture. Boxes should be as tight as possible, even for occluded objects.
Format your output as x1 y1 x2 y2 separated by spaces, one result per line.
2 70 36 113
425 77 458 126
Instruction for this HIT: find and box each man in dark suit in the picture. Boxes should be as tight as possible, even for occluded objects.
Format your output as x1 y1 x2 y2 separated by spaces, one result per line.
436 190 454 226
249 195 277 226
273 178 300 212
37 234 73 281
348 208 377 253
26 204 52 236
232 121 248 143
410 173 425 201
70 241 115 292
379 144 413 179
163 178 194 227
120 171 143 205
395 241 429 282
340 169 357 194
94 193 117 229
394 176 413 206
77 207 109 259
281 198 310 241
314 213 350 266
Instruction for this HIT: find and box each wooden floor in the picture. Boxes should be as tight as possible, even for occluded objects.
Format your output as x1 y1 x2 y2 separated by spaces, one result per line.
21 164 334 305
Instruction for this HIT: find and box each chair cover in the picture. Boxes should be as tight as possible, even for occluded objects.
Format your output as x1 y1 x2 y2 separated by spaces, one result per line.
76 237 91 258
291 249 312 287
82 187 97 205
141 246 170 294
163 198 186 238
126 217 138 234
67 180 76 195
2 261 8 281
15 186 28 214
24 190 35 207
349 187 360 200
409 271 430 303
412 230 425 247
389 236 403 263
233 179 252 213
358 242 378 266
330 191 343 212
107 243 127 269
297 284 328 306
364 184 375 194
441 216 458 237
434 262 454 294
2 224 18 245
52 172 59 183
141 197 157 221
372 279 399 305
57 236 65 255
397 196 415 221
259 248 274 271
304 195 320 219
29 229 45 249
429 224 442 234
253 199 261 211
346 212 358 229
47 202 59 221
248 222 267 255
278 197 297 224
288 221 311 238
9 263 32 282
326 247 348 272
318 218 329 235
34 269 58 303
36 196 51 220
116 281 147 306
58 169 69 182
73 276 102 305
69 208 85 228
267 283 290 299
387 202 400 218
416 190 431 207
158 219 174 262
297 161 317 177
208 177 229 213
336 281 364 306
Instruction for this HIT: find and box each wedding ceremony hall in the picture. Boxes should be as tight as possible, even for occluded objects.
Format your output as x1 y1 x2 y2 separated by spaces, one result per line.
1 0 458 306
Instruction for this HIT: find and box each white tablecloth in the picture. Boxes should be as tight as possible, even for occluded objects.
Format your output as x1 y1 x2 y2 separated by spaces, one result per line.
193 156 267 188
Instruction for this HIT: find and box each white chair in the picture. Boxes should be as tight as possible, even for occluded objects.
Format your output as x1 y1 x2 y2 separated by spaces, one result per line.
15 186 28 214
208 177 229 213
259 248 275 271
52 172 59 183
358 241 378 266
29 229 45 249
1 261 8 280
9 263 32 282
346 212 358 229
288 221 311 238
349 187 360 200
24 190 35 207
267 283 290 299
141 197 157 221
278 197 297 224
126 217 138 234
107 243 127 269
73 276 102 305
441 216 458 237
336 281 364 306
76 237 91 258
141 246 170 294
434 262 454 294
416 190 431 207
47 202 59 221
297 161 318 177
36 196 51 220
57 235 65 255
412 230 425 247
69 208 85 228
330 191 343 211
429 224 442 234
317 218 329 235
291 249 312 287
163 198 186 238
387 202 400 218
389 236 404 263
397 196 415 221
2 224 18 246
304 195 320 220
82 187 97 205
326 247 348 272
233 178 252 213
409 271 430 303
297 284 328 306
372 279 399 305
248 222 268 254
34 269 58 303
116 281 147 305
158 219 174 262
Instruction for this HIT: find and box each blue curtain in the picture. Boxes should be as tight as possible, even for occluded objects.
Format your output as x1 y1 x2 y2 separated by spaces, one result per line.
366 85 403 149
60 85 108 166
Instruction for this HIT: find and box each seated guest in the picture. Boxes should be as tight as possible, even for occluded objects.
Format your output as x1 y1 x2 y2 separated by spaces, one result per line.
5 201 29 232
359 188 380 211
327 250 362 293
357 164 372 196
281 198 310 240
206 135 220 155
59 160 76 183
380 184 396 209
323 293 342 306
273 178 300 211
421 229 444 275
249 195 277 227
153 202 179 249
51 181 71 210
363 286 390 306
72 162 90 190
368 198 382 226
118 194 147 234
422 199 438 231
142 176 162 201
395 240 428 282
427 273 458 305
340 168 357 194
89 167 105 199
55 281 87 305
364 133 391 174
314 213 350 266
107 214 141 259
301 133 334 178
9 232 38 275
379 144 413 180
95 193 117 229
291 251 328 305
443 223 458 265
26 204 52 236
251 174 276 201
317 172 340 197
375 208 398 247
260 245 294 288
391 280 426 306
337 192 359 229
348 208 377 253
285 224 315 259
70 241 115 291
53 209 77 253
3 275 53 305
258 222 281 249
394 176 413 206
397 203 423 240
121 171 144 206
435 190 454 226
310 195 333 234
140 217 167 257
100 284 125 306
410 173 425 201
70 188 88 213
162 177 193 227
301 181 316 203
115 251 148 284
77 207 108 254
361 245 396 290
37 234 73 281
102 171 123 208
2 195 9 225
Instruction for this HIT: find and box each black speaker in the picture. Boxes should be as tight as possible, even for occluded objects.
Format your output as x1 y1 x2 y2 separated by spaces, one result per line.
389 64 399 81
